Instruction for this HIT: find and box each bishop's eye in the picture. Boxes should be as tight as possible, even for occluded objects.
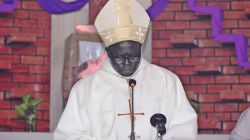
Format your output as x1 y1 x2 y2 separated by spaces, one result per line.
128 56 140 63
113 56 141 64
113 57 125 64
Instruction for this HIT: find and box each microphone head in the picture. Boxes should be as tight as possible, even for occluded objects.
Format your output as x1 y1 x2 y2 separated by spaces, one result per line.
150 113 167 127
129 79 136 87
150 113 167 136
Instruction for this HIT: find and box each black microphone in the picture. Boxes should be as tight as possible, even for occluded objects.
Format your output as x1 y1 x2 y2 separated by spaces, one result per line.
128 79 136 140
150 113 167 136
129 79 136 87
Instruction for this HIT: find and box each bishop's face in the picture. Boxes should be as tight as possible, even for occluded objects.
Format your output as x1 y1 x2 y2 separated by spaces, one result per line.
106 41 142 77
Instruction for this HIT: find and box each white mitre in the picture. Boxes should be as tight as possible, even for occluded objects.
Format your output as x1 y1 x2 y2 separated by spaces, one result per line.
94 0 150 47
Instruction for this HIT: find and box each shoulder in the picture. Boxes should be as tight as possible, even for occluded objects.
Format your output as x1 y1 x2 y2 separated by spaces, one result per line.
75 70 97 84
68 73 99 102
241 107 250 119
146 63 180 81
70 71 97 92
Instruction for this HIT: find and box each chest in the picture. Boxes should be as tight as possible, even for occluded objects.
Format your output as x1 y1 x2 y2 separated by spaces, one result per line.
83 83 164 139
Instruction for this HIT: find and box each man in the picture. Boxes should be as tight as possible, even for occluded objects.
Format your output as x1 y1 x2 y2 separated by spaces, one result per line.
55 0 197 139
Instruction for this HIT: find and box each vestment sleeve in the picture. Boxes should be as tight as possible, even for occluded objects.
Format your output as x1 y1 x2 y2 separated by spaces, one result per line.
230 108 250 140
54 83 95 140
162 74 198 140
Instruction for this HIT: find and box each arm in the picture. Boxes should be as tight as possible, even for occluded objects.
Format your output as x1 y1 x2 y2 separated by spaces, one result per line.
54 83 95 140
162 74 198 140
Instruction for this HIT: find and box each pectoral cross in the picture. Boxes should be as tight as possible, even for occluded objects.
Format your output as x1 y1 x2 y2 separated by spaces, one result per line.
117 100 144 139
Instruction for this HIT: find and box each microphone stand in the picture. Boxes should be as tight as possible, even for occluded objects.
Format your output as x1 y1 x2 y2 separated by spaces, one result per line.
129 79 136 140
130 84 135 140
154 125 163 140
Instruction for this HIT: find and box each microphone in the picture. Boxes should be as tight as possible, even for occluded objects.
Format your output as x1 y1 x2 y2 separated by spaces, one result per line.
129 79 136 87
128 79 136 140
150 113 167 136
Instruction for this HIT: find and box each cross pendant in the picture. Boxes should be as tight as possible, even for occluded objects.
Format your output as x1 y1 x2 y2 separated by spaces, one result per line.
117 100 144 126
117 100 144 139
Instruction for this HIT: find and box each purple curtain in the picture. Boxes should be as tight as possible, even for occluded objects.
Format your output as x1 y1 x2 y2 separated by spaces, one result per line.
3 0 14 4
35 0 167 19
0 0 18 13
36 0 89 14
147 0 169 21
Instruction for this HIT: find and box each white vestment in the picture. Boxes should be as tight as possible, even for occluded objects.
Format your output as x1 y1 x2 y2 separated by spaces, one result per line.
55 58 198 140
230 107 250 140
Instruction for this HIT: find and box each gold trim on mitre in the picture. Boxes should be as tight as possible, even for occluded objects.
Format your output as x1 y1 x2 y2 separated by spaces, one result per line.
94 0 150 47
99 25 148 47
